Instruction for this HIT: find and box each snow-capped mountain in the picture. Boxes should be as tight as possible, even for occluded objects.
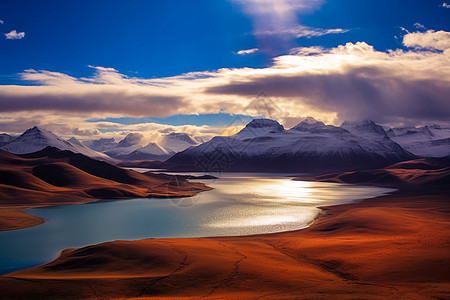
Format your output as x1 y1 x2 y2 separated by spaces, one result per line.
104 133 172 160
1 126 70 154
104 133 146 158
66 137 115 161
123 142 172 161
291 118 347 134
167 118 415 172
101 132 201 161
117 133 144 148
387 125 450 157
84 138 118 152
341 120 387 139
340 120 409 156
0 127 114 162
235 119 284 139
160 132 199 152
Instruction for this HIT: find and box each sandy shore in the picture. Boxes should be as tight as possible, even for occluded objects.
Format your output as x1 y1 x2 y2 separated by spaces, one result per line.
1 186 449 299
0 148 212 231
0 206 45 231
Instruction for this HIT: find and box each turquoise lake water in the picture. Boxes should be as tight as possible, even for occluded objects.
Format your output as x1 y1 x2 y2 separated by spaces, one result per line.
0 173 393 274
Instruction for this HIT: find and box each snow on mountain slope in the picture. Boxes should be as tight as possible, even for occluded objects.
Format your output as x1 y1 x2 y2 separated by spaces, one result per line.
104 133 173 161
167 118 415 172
104 133 146 157
1 126 77 154
0 127 115 162
67 137 116 162
388 125 450 157
160 132 199 153
134 142 170 156
102 132 202 161
194 136 211 144
68 137 84 147
117 133 144 148
291 117 347 134
339 120 410 156
235 118 284 139
0 134 13 146
341 120 387 139
124 142 172 161
84 138 118 152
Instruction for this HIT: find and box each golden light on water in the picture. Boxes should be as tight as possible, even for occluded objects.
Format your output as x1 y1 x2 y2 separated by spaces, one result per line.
208 214 311 228
205 177 327 230
260 180 314 203
203 176 393 233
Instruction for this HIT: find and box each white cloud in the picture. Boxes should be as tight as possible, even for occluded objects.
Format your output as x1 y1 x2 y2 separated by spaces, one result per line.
403 30 450 51
289 46 326 55
237 48 260 55
441 2 450 8
1 29 450 136
258 24 349 38
0 112 225 143
5 30 25 40
414 23 425 29
0 20 4 24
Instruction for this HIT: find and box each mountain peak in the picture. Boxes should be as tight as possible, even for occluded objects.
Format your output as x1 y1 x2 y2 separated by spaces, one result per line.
302 116 321 125
24 126 44 134
117 133 144 148
0 126 73 155
291 117 329 132
165 132 197 144
246 119 284 129
341 120 387 138
235 119 284 139
21 126 59 139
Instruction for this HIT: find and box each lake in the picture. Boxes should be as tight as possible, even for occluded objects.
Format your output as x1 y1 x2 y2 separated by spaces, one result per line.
0 173 393 274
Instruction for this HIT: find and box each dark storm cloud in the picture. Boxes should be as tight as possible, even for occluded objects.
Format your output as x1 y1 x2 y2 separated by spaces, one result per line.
0 86 184 117
205 67 450 123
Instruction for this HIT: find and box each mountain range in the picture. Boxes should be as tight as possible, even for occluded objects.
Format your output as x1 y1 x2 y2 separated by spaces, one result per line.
102 132 200 161
167 118 450 172
387 125 450 158
0 127 114 162
0 127 201 162
1 118 449 172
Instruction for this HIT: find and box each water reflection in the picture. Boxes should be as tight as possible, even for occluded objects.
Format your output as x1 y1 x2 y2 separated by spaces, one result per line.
0 173 393 274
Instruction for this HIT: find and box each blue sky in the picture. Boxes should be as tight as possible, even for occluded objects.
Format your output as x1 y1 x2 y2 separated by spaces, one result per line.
0 0 449 137
1 0 448 82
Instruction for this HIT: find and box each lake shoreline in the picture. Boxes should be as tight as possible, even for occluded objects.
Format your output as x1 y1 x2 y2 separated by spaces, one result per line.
0 173 388 232
0 184 213 232
0 175 391 276
1 173 449 298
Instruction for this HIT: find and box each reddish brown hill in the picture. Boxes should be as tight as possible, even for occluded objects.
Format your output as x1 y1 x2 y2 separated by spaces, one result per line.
301 158 450 187
0 147 211 206
1 191 449 299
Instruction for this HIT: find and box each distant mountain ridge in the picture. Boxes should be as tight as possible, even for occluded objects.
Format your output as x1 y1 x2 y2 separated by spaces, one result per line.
387 124 450 157
1 118 448 169
84 138 118 152
103 132 200 161
0 127 115 162
0 127 202 162
167 118 416 172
